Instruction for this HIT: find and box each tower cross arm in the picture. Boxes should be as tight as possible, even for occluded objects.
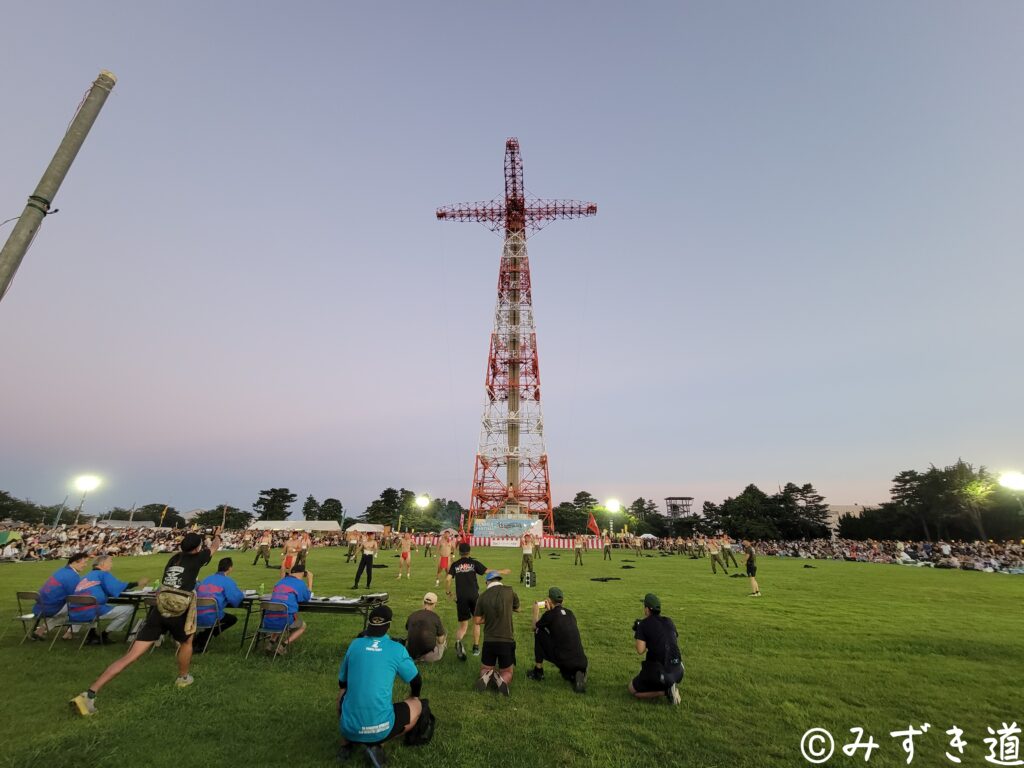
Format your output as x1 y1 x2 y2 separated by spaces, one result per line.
436 200 507 230
436 198 597 232
524 199 598 226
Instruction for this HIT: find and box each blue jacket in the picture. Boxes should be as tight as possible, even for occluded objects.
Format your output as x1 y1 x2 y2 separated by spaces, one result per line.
34 565 81 617
196 572 245 628
70 569 128 621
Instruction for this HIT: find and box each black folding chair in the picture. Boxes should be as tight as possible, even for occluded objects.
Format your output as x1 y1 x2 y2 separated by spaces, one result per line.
196 597 222 653
244 600 289 661
50 595 112 651
9 591 41 644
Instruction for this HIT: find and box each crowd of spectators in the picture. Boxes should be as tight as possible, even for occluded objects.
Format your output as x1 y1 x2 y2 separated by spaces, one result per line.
635 535 1024 574
2 521 1021 575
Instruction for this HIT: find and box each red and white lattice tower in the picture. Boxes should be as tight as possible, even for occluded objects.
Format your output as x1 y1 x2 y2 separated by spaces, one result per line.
437 138 597 533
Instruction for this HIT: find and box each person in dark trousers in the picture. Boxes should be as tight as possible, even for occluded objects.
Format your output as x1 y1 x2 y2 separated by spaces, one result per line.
628 593 684 705
526 586 588 693
352 533 378 590
253 530 273 568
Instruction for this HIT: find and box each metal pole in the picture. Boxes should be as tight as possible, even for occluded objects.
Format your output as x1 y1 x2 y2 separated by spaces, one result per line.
0 70 117 302
73 492 87 525
51 495 69 528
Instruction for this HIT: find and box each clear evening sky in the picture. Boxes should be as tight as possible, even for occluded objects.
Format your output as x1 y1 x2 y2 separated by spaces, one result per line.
2 2 1021 518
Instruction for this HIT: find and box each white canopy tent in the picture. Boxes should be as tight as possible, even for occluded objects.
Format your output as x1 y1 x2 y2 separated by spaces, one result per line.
248 520 341 532
345 523 386 534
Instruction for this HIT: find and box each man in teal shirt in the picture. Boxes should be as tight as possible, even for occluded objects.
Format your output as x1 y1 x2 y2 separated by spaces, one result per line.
337 606 424 765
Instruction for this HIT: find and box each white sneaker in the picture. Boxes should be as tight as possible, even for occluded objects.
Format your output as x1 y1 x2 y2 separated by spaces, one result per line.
667 683 681 705
435 580 440 586
175 674 194 688
70 692 97 716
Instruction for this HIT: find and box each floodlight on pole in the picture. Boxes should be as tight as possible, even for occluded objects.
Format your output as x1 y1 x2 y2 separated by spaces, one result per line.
72 474 102 525
605 498 621 535
415 495 431 509
999 471 1024 512
998 471 1024 492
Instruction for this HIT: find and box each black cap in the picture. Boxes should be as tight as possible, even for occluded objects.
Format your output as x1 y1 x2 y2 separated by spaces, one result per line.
458 542 471 555
181 533 203 552
365 605 393 636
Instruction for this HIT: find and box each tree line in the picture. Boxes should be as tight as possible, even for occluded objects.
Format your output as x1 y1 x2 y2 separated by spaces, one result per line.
2 458 1020 540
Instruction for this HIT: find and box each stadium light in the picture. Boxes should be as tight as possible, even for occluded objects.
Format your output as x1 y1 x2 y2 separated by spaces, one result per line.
71 474 102 525
605 498 622 535
415 495 431 509
998 471 1024 492
1000 471 1024 513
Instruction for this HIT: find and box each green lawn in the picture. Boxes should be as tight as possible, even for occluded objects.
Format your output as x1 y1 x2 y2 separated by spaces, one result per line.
0 547 1020 768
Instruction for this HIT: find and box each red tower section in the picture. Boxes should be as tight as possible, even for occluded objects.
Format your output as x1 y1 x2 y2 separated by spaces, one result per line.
437 138 596 533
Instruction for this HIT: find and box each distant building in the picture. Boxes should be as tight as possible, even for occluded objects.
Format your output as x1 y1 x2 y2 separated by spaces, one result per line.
827 504 877 535
665 497 695 519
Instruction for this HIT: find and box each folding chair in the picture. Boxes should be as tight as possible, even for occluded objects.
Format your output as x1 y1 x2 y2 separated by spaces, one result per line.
244 600 289 661
195 597 222 653
50 595 109 651
9 591 41 644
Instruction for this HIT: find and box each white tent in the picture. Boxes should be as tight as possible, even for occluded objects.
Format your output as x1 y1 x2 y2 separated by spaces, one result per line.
249 520 341 532
96 520 155 529
639 533 658 539
345 523 386 534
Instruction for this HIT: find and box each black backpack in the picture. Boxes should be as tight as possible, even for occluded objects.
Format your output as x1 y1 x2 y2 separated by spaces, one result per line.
404 698 436 747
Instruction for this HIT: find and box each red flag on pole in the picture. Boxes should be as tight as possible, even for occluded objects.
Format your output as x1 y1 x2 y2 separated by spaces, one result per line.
587 512 600 536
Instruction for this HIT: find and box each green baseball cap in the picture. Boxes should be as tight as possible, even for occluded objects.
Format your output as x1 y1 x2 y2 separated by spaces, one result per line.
548 586 564 602
643 593 661 611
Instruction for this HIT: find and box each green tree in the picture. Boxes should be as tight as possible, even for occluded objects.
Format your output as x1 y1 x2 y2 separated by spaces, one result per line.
316 498 346 525
253 488 297 521
775 483 831 539
302 495 321 520
363 488 416 527
553 501 585 533
129 503 187 528
191 506 254 530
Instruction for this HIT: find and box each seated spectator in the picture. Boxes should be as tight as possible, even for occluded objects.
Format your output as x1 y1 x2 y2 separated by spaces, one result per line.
194 557 245 652
71 555 150 644
31 552 92 639
404 592 447 663
337 605 426 765
264 563 313 654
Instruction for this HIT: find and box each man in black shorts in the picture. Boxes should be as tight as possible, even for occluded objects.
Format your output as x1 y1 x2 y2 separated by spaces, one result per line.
628 593 684 706
743 539 761 597
337 606 426 766
473 570 520 695
445 542 509 660
70 530 220 716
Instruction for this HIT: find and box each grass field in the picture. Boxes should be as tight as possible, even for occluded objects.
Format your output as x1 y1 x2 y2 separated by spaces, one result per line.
0 546 1021 768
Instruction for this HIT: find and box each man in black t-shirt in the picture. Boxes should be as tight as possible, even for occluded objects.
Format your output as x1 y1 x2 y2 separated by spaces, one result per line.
526 586 589 693
70 531 220 717
445 542 509 661
627 593 684 706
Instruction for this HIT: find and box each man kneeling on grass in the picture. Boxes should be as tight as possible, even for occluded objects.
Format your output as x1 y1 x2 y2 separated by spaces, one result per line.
337 605 426 766
526 586 589 693
628 593 684 706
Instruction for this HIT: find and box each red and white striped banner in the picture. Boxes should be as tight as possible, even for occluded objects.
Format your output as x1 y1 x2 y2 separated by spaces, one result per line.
410 535 600 549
